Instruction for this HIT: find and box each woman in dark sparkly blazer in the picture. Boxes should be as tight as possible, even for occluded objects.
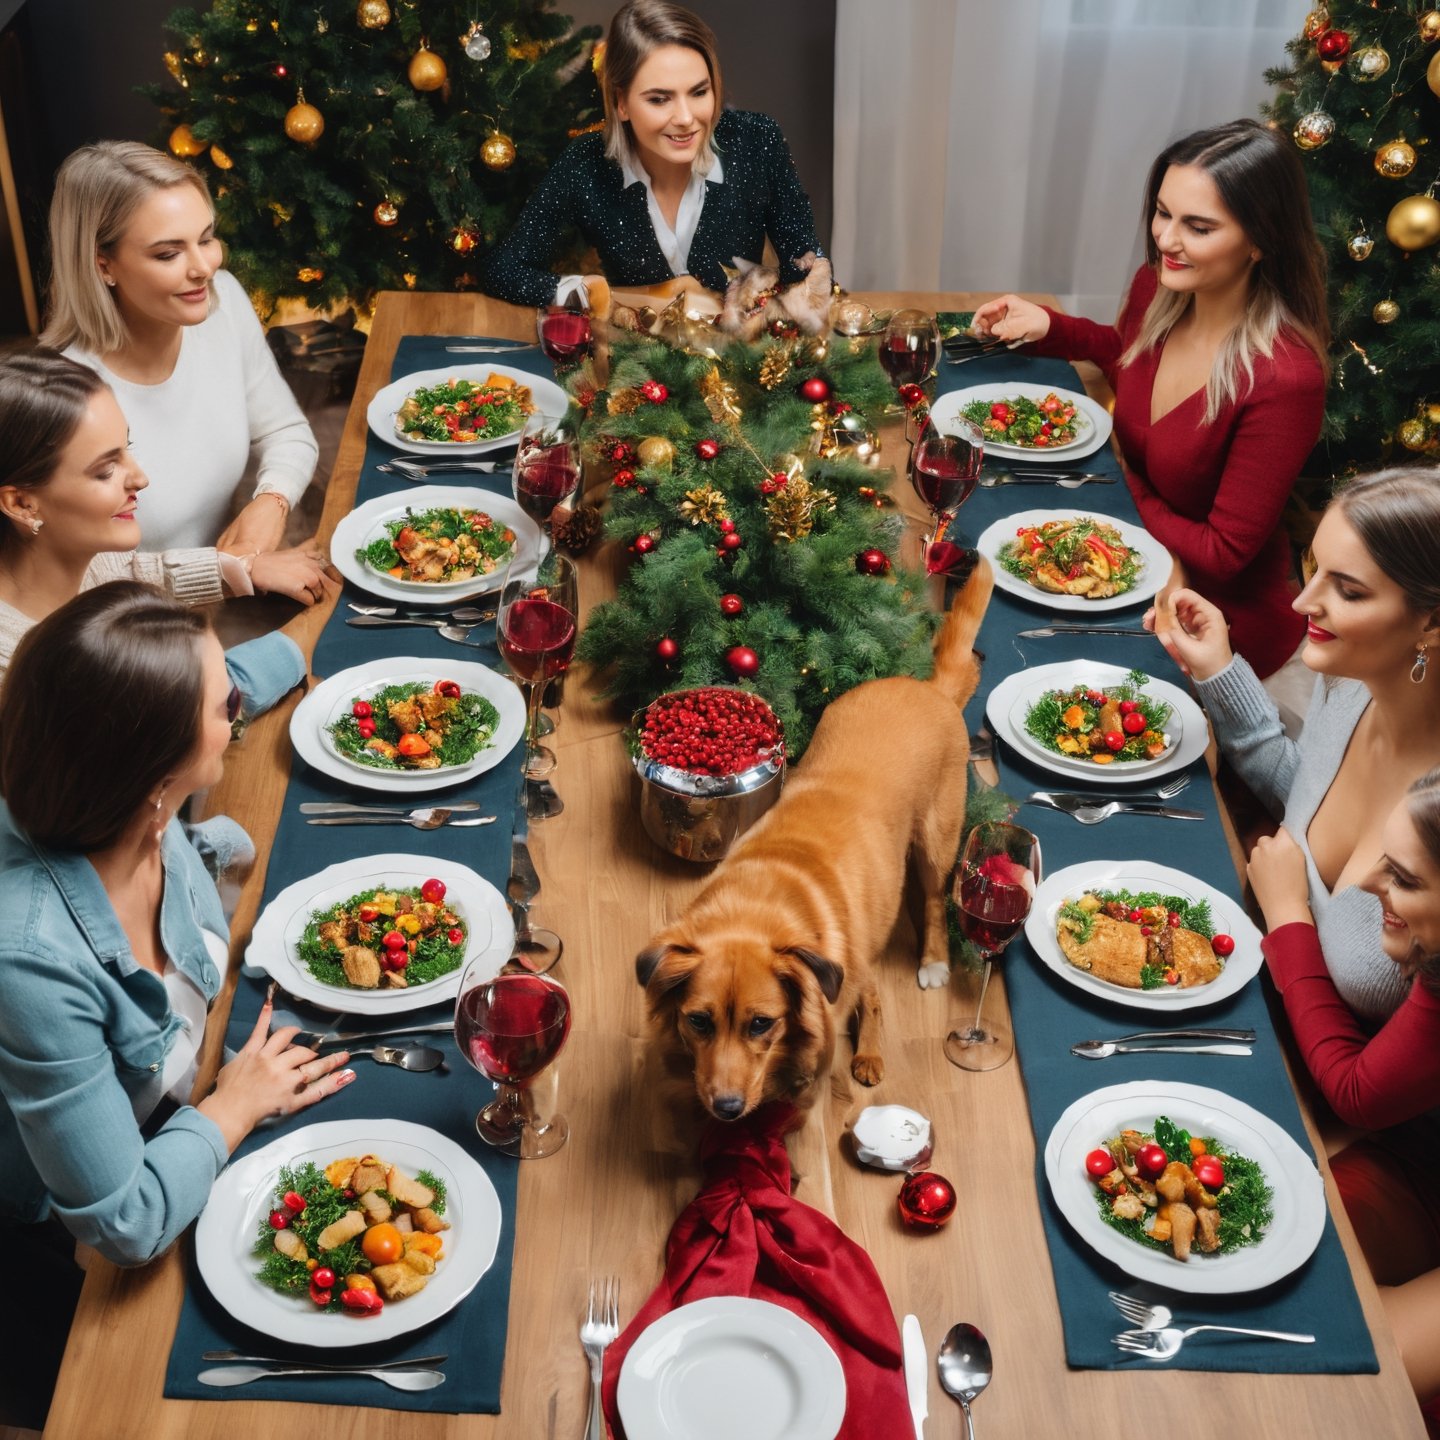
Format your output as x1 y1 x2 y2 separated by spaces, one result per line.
482 0 825 306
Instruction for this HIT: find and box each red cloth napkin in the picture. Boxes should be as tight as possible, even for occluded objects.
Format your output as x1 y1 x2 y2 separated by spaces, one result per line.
601 1104 909 1439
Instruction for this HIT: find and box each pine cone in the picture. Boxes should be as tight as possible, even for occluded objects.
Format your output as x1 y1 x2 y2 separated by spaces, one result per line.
758 343 793 390
550 503 603 554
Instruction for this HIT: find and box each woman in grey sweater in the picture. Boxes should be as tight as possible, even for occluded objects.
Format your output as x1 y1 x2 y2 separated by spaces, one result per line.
1154 468 1440 1024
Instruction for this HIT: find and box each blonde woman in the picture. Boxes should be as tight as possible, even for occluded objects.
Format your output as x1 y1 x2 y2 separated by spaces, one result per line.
42 141 317 555
974 120 1329 729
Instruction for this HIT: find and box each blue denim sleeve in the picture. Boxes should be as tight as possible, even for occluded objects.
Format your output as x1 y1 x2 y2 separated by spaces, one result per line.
223 631 306 718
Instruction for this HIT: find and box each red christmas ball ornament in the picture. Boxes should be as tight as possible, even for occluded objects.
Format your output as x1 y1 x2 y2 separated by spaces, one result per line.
695 438 720 461
719 593 744 617
719 531 743 552
612 468 636 489
898 1171 957 1231
632 533 656 555
640 379 669 404
656 637 679 661
1316 27 1350 59
897 382 926 410
799 375 832 403
718 517 736 533
856 548 891 576
726 645 760 678
608 441 635 465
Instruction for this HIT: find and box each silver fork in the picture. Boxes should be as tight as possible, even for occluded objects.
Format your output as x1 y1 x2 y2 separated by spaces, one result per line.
1025 791 1203 825
580 1277 620 1440
1113 1324 1315 1359
379 457 510 479
979 472 1115 488
1029 774 1191 804
1107 1292 1173 1331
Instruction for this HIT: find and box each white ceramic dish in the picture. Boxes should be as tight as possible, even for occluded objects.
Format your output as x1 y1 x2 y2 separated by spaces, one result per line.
930 381 1113 463
195 1118 502 1347
1044 1081 1325 1294
366 364 568 455
986 660 1207 785
289 657 525 793
245 853 513 1015
330 486 544 603
617 1296 846 1440
1024 859 1263 1012
975 508 1170 614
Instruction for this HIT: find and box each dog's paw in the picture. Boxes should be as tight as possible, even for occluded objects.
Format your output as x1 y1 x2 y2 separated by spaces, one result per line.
851 1052 884 1087
917 960 950 990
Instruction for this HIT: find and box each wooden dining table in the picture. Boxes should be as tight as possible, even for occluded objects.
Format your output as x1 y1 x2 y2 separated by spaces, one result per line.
40 290 1426 1440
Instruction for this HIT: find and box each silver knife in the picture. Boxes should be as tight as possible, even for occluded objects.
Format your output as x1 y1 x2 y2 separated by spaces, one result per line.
444 343 539 353
1085 1027 1257 1045
299 800 485 815
902 1314 927 1440
305 815 497 826
311 1020 455 1047
1072 1041 1253 1059
376 460 508 474
1017 624 1153 638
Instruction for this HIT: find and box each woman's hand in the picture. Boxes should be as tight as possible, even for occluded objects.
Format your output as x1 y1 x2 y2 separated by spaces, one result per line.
218 493 291 556
249 540 338 607
970 294 1051 345
198 995 354 1152
1142 586 1235 680
1247 828 1314 932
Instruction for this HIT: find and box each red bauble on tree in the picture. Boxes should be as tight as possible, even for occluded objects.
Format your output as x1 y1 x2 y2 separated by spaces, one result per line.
612 468 636 489
897 382 926 410
1316 27 1350 59
695 438 721 460
608 440 635 465
726 645 759 678
656 637 679 661
718 518 736 533
640 379 669 404
632 533 655 554
856 548 891 576
799 375 832 403
898 1171 957 1231
719 531 743 552
719 593 744 617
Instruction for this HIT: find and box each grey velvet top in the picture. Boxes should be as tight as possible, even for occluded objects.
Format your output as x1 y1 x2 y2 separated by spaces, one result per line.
1195 657 1408 1024
481 109 824 305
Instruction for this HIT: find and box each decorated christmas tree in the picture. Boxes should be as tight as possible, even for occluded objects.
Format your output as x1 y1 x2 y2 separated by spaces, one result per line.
145 0 603 315
1263 3 1440 473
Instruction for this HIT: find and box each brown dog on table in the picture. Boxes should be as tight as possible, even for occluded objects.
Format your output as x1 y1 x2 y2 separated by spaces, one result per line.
636 558 992 1125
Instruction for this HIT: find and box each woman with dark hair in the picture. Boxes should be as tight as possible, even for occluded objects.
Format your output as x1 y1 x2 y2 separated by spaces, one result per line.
0 583 351 1428
0 346 332 674
1162 468 1440 1023
1248 768 1440 1428
482 0 825 306
973 120 1329 729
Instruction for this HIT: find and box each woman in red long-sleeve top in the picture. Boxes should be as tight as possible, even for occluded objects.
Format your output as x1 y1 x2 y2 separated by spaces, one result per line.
1248 769 1440 1429
974 120 1329 724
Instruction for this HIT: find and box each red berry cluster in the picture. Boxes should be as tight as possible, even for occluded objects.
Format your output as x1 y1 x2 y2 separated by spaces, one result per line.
640 379 669 404
759 472 789 495
640 688 781 776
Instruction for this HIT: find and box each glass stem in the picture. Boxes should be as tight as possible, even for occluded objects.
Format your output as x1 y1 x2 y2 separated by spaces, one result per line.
524 663 548 759
971 958 993 1038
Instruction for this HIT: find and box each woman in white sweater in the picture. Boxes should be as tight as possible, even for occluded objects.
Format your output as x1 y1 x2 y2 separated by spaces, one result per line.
0 348 331 672
41 141 317 555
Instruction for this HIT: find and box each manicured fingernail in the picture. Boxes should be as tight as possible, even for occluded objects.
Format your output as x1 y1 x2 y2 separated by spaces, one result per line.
337 1069 357 1085
264 981 277 1008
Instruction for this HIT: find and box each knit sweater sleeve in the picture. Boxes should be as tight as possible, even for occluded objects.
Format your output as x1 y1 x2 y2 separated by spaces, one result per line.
751 114 825 285
85 548 224 607
1191 654 1299 813
482 144 588 306
1262 922 1440 1129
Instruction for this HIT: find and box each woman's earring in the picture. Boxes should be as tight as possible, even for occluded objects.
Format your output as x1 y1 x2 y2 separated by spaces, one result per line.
28 518 42 536
153 782 170 843
1412 645 1429 684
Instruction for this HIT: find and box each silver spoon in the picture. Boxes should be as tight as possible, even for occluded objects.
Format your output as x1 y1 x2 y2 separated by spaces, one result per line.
357 1043 447 1071
348 603 495 624
938 1323 992 1440
197 1364 445 1391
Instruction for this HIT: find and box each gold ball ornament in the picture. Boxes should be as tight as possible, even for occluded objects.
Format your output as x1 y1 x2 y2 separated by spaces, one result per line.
1427 403 1440 426
636 436 676 469
1429 49 1440 98
284 102 325 143
356 0 390 28
408 46 447 92
168 123 206 158
1347 229 1375 261
296 267 324 284
208 144 233 170
1420 9 1440 43
1303 7 1329 39
1349 44 1390 81
1293 111 1335 151
1373 298 1400 325
1398 418 1429 451
832 298 875 336
1386 194 1440 252
373 200 399 227
481 131 517 170
1375 140 1417 179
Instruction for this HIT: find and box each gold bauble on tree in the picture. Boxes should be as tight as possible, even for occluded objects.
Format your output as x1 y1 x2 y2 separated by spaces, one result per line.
208 144 233 170
1293 110 1335 150
408 45 447 92
1302 6 1329 39
284 99 325 143
1429 48 1440 98
1375 139 1418 179
1421 9 1440 43
373 200 399 227
356 0 390 28
1398 418 1429 451
1386 194 1440 252
169 123 206 157
636 436 676 469
1348 229 1375 261
1427 403 1440 427
1373 298 1400 325
1349 44 1390 81
481 131 517 170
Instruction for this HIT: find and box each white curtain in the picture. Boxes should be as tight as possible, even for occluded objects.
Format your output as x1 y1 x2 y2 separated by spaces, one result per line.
833 0 1300 321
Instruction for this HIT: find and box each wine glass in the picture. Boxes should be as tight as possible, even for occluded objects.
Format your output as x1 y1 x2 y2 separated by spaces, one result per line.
878 308 939 410
944 822 1041 1072
536 305 594 370
454 962 572 1158
512 410 582 532
498 552 578 808
910 412 983 576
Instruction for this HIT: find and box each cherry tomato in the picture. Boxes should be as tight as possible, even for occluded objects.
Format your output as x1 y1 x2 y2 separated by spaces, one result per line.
342 1288 384 1314
1167 912 1181 928
433 679 462 700
1118 700 1137 715
1040 422 1053 434
1165 969 1180 985
352 701 373 720
1127 909 1143 923
312 1266 336 1289
357 903 379 924
382 929 407 951
1211 933 1236 957
420 877 447 904
1032 434 1050 446
397 733 432 757
389 949 409 970
1095 695 1110 707
1104 731 1125 752
1135 1142 1168 1180
1122 712 1147 735
309 1279 332 1307
361 1223 404 1265
282 1190 307 1214
1085 1148 1114 1177
1141 926 1153 937
447 927 465 945
990 402 1011 421
268 1209 290 1230
356 718 376 738
395 526 419 550
1194 1156 1225 1190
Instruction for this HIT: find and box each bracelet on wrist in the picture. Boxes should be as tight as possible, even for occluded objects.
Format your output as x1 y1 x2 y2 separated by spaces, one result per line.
255 490 291 517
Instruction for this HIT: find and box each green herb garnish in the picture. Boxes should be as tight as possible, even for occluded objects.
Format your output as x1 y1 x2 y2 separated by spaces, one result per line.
297 883 467 989
395 377 528 443
328 681 499 771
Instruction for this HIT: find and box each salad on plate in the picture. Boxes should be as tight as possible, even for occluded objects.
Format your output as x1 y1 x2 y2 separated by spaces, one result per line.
328 679 499 772
394 373 532 444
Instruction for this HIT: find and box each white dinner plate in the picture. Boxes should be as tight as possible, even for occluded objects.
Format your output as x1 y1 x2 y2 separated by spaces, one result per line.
1044 1081 1326 1294
366 364 568 455
245 853 513 1015
1024 859 1263 1012
617 1297 846 1440
195 1118 502 1347
330 485 545 603
930 381 1113 463
289 657 525 793
986 660 1207 785
976 508 1171 614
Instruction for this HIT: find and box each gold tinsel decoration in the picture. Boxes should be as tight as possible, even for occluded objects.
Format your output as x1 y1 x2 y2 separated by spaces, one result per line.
699 366 743 426
607 386 645 416
678 484 730 527
758 344 793 390
765 474 836 543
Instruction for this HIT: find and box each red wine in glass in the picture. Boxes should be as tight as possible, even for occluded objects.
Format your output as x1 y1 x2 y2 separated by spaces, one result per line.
957 869 1032 953
910 436 981 517
516 452 580 524
539 310 593 366
455 973 572 1084
499 597 576 683
878 333 937 389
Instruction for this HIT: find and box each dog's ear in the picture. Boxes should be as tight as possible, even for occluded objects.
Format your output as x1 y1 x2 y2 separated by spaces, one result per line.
636 941 697 993
782 946 843 1004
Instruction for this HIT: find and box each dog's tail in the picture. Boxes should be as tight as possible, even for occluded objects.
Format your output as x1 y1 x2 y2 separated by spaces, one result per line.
928 555 993 709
